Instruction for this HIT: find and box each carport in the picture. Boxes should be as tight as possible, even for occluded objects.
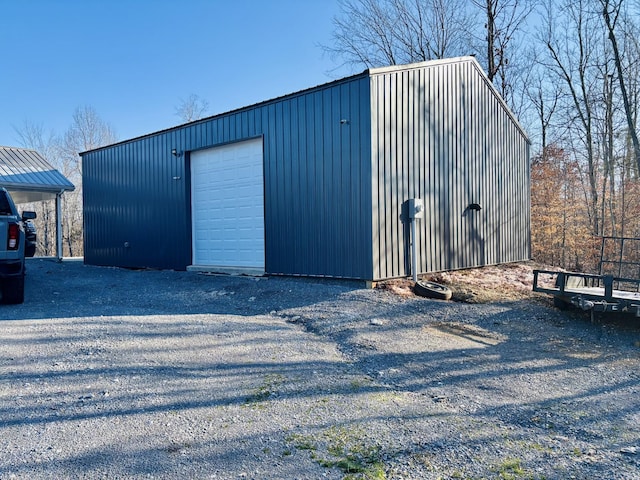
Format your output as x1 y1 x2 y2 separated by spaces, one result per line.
0 146 75 260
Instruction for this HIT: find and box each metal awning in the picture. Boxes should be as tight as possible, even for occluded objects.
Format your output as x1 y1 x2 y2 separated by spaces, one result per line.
0 146 75 260
0 146 75 203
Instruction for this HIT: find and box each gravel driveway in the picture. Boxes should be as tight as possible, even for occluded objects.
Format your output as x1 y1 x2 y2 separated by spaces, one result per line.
1 259 639 479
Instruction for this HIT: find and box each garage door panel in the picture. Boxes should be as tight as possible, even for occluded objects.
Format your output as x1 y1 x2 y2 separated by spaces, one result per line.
190 138 264 270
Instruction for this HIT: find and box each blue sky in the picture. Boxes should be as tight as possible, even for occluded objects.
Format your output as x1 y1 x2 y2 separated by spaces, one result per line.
0 0 349 146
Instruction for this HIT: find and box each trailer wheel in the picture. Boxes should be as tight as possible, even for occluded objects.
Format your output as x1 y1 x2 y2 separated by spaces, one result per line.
413 280 452 300
553 296 570 310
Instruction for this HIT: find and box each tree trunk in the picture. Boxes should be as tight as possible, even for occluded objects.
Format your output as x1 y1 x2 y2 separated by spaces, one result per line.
602 1 640 175
486 0 496 81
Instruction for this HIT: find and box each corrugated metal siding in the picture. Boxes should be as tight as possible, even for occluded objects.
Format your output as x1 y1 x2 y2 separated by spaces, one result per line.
83 133 191 270
370 58 530 280
82 76 373 278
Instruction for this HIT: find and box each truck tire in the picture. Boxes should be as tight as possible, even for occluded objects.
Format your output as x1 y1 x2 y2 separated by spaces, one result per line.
3 275 25 304
413 280 453 300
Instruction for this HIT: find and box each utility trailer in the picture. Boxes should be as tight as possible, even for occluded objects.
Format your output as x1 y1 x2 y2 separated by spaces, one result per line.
533 236 640 317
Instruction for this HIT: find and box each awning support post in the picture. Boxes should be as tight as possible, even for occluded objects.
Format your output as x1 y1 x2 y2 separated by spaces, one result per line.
55 192 63 261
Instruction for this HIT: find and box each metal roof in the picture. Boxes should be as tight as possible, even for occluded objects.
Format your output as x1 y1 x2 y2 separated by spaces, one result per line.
0 146 75 203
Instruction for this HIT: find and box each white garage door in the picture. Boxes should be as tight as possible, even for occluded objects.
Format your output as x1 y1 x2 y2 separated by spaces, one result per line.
190 138 265 273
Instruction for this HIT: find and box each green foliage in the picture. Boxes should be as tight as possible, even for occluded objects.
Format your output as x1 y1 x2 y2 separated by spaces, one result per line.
492 457 532 480
286 433 317 451
285 426 387 479
243 374 285 406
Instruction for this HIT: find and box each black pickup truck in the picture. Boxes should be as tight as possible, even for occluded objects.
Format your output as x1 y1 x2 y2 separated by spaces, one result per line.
0 188 36 304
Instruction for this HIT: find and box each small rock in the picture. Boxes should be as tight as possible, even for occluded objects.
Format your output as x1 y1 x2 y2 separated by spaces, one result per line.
620 446 638 455
370 318 385 326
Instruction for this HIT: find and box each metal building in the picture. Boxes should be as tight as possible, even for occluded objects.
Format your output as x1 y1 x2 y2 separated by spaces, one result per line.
81 57 530 281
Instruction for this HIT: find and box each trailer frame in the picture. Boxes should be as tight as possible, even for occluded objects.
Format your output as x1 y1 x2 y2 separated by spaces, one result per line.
532 236 640 317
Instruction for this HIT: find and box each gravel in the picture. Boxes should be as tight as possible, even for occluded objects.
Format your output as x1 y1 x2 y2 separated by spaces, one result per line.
1 258 639 479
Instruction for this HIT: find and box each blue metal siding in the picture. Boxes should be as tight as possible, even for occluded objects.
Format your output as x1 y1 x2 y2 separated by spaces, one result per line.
82 76 373 278
262 79 373 278
370 58 530 280
83 134 192 270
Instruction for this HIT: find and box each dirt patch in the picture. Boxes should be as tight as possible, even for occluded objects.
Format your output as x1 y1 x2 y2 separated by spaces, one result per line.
377 262 555 304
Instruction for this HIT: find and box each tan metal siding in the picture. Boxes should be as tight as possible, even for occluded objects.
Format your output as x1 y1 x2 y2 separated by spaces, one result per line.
370 58 530 280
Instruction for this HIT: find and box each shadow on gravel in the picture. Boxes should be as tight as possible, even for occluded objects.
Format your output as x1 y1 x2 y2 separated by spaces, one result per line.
283 294 640 476
0 434 324 479
0 258 361 321
2 259 640 478
0 358 390 428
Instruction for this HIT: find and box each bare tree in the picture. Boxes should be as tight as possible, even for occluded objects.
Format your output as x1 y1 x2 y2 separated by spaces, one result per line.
326 0 402 67
471 0 534 79
325 0 474 68
58 106 117 256
322 0 640 262
623 17 640 180
59 106 117 177
526 73 561 157
539 0 603 235
13 121 58 162
325 0 533 109
175 94 210 123
600 0 640 175
12 121 60 256
392 0 475 60
471 0 536 103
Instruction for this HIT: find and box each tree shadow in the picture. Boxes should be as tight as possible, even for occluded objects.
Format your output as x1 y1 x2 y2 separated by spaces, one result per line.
1 259 639 478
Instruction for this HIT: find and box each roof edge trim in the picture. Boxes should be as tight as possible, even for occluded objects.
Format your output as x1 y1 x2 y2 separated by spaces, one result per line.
1 183 75 193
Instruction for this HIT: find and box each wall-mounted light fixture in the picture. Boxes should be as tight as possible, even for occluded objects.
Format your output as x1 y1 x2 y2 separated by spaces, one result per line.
468 203 482 211
340 119 349 125
171 148 183 157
